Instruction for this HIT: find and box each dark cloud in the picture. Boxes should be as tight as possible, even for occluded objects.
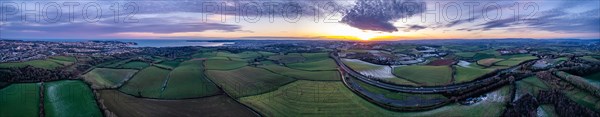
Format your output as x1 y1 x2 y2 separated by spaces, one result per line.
403 25 426 32
340 0 424 32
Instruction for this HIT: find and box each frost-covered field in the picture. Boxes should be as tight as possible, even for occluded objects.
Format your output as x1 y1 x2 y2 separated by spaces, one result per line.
457 60 472 68
342 59 399 79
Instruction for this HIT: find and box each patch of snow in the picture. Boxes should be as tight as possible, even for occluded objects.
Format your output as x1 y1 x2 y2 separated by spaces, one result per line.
457 60 472 68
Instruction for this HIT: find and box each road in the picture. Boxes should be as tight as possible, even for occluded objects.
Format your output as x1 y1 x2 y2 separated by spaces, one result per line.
331 52 527 94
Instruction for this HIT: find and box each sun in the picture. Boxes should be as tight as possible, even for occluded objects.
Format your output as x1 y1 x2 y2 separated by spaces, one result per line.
356 34 375 41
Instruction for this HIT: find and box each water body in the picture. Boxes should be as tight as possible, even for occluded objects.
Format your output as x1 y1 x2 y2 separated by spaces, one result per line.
17 39 234 47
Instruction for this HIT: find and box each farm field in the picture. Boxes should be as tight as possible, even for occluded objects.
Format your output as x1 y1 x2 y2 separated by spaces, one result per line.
454 65 495 83
0 59 64 69
584 72 600 86
205 66 296 98
259 63 340 81
119 66 170 98
495 56 537 67
238 80 393 116
157 60 181 68
161 60 220 99
393 65 453 86
99 90 257 117
44 80 102 117
287 59 338 71
563 87 600 110
0 83 40 117
477 58 504 67
82 68 138 89
118 61 150 69
515 76 550 97
267 53 305 64
342 59 417 85
204 59 248 70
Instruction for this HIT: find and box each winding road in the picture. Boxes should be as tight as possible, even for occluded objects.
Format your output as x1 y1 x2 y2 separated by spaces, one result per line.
331 52 528 94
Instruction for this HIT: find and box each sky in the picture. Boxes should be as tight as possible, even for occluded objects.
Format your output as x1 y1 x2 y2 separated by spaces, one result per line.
0 0 599 41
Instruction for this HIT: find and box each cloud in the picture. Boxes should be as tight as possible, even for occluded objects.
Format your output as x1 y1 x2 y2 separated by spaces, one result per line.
340 0 424 32
403 25 427 32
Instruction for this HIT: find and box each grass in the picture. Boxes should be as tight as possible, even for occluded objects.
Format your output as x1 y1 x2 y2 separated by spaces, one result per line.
99 90 256 116
205 66 296 98
158 60 181 68
267 53 305 64
82 68 138 89
161 60 220 99
238 80 392 116
393 65 453 86
581 56 600 62
286 59 338 71
495 56 537 66
259 64 341 81
44 80 102 117
564 87 600 110
118 61 150 69
103 59 131 68
0 59 64 69
472 53 496 61
49 56 77 62
454 65 495 83
204 59 248 70
515 76 550 97
119 66 170 98
301 53 330 62
0 83 40 117
476 58 504 67
192 52 217 58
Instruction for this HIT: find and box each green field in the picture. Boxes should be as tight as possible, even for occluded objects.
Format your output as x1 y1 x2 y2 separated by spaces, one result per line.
301 53 330 62
259 63 340 81
192 52 217 58
455 52 477 58
119 66 170 98
0 83 40 117
118 61 150 69
161 60 220 99
564 87 600 110
0 59 64 69
267 53 305 64
472 53 496 61
239 80 392 116
393 66 453 86
204 59 248 70
476 58 504 67
82 68 138 89
287 59 338 71
454 65 495 83
99 90 256 116
515 76 550 97
495 56 537 66
49 56 77 62
581 56 600 62
102 59 131 68
206 67 295 98
44 80 102 117
158 60 181 68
